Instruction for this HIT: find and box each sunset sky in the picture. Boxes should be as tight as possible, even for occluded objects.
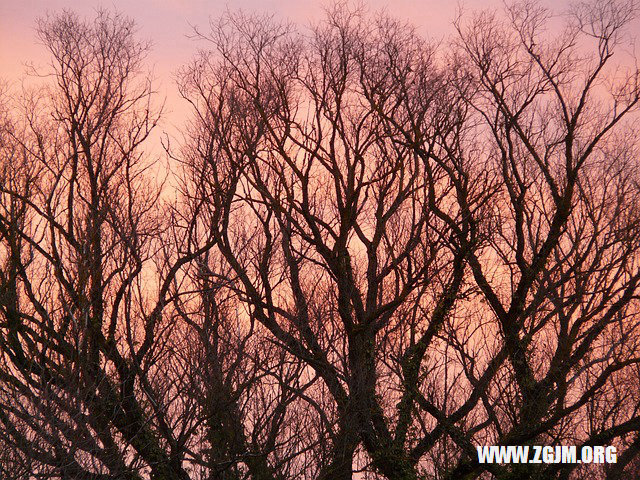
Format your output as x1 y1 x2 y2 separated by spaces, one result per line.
2 0 633 146
1 0 507 86
0 0 497 153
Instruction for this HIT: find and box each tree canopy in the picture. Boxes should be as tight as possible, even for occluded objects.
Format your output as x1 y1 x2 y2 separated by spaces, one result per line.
1 2 640 479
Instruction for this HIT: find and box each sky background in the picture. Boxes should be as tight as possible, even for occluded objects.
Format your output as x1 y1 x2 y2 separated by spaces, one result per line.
1 0 507 91
3 0 635 154
0 0 504 151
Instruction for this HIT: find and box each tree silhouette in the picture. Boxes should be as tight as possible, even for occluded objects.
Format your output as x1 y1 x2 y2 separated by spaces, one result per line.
0 10 185 480
2 1 640 479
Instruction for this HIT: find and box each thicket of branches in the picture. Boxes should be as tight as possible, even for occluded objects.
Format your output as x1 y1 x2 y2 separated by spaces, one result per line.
2 2 640 479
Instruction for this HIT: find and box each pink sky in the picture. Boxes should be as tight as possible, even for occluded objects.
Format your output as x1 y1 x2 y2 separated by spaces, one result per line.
0 0 510 83
3 0 617 154
4 0 638 94
0 0 506 148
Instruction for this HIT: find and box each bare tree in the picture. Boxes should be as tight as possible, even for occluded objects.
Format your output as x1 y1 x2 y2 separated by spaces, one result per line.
0 10 191 480
0 9 314 480
176 1 640 479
